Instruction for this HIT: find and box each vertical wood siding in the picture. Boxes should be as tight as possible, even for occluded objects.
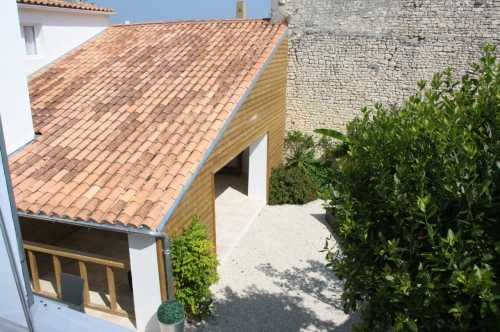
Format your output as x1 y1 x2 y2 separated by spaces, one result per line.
164 39 288 241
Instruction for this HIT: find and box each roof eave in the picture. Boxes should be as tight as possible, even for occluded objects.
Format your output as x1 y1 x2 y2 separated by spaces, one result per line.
18 3 115 15
18 211 163 237
155 26 289 233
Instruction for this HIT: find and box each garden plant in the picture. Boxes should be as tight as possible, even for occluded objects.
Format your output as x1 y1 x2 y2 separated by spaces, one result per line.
325 45 500 331
157 300 185 326
170 216 218 320
269 131 335 205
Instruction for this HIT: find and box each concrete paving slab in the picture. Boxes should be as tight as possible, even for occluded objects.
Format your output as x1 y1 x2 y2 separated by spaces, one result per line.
215 187 264 263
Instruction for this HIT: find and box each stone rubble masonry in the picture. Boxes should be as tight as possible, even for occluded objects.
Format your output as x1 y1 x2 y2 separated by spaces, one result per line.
272 0 500 133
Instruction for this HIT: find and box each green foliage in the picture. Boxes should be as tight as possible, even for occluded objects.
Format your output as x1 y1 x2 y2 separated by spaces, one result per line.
284 130 316 169
171 216 218 319
157 300 185 324
269 131 335 205
326 44 500 331
269 166 319 205
314 128 348 142
314 128 350 159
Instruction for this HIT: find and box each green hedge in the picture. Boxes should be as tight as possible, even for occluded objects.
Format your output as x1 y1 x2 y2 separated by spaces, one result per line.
269 166 319 205
269 131 334 205
326 45 500 331
170 216 218 319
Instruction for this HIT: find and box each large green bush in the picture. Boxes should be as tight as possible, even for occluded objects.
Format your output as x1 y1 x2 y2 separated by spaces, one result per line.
326 45 500 331
269 131 334 204
269 166 319 205
171 216 218 319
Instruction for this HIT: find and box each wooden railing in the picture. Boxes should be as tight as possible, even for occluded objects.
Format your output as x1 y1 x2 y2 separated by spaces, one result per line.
24 240 131 318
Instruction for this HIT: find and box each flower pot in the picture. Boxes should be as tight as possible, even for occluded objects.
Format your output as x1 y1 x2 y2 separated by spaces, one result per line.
159 319 184 332
157 299 185 332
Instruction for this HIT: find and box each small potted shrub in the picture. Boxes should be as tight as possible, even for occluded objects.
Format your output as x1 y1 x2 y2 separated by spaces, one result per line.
157 300 185 332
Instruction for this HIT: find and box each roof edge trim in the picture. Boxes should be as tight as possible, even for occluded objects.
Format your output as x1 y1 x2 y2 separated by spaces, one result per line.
156 27 289 233
18 212 162 237
18 3 114 15
111 18 272 27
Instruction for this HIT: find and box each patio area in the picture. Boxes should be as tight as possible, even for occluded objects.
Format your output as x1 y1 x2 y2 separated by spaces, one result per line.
191 200 359 331
214 172 264 263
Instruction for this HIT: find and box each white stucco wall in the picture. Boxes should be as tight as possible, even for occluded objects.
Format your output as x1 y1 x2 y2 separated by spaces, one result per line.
31 296 132 332
128 234 162 332
1 1 35 154
18 5 110 75
0 133 30 330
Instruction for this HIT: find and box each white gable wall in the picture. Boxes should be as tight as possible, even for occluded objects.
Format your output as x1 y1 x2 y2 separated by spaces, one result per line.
18 5 110 76
1 1 35 154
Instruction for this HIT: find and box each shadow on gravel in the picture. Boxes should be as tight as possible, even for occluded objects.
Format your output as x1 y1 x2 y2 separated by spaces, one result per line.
255 260 344 309
192 286 357 332
311 213 333 232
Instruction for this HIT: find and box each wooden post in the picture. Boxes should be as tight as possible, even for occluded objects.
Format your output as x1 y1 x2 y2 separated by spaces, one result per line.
211 173 217 247
52 255 62 298
27 250 41 292
78 261 90 305
106 266 117 312
156 238 167 301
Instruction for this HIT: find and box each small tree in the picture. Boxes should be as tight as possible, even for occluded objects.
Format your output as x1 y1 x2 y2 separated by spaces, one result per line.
170 216 218 319
325 45 500 331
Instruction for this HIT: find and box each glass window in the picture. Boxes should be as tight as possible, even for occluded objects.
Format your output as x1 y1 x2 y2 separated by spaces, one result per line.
23 25 37 55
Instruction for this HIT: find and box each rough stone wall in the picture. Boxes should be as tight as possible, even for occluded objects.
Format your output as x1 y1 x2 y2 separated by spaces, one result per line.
272 0 500 133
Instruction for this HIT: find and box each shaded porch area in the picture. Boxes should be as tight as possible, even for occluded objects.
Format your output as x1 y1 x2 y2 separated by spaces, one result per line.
214 135 268 262
20 218 136 330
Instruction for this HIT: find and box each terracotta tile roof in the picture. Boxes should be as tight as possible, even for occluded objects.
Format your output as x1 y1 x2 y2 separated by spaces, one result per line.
9 20 287 230
17 0 114 13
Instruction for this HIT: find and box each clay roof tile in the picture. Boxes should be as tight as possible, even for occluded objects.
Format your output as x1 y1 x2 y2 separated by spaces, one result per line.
17 0 114 13
9 19 286 230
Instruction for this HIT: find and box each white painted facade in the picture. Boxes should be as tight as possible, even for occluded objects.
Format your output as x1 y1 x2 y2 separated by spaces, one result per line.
31 296 132 332
128 234 163 332
248 134 268 205
18 4 111 76
0 130 31 331
1 0 35 154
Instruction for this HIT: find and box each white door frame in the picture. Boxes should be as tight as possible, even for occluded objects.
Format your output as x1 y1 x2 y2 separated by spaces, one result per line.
247 134 268 206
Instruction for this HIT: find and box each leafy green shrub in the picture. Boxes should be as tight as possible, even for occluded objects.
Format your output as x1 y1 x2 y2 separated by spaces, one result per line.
284 130 316 169
326 45 500 331
269 131 335 204
157 300 185 324
171 216 218 319
269 166 319 205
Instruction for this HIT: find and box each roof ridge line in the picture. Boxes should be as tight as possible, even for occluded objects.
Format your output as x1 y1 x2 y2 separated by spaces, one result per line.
111 18 273 27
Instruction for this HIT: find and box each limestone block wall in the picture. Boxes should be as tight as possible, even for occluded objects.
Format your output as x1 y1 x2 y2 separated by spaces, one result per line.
272 0 500 133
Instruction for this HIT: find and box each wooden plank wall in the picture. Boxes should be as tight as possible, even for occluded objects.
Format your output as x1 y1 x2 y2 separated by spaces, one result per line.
164 39 288 241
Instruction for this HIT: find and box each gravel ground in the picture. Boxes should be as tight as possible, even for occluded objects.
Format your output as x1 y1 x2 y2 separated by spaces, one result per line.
190 200 358 332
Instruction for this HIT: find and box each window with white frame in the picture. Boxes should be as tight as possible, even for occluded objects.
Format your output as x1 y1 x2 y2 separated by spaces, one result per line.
23 25 37 55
